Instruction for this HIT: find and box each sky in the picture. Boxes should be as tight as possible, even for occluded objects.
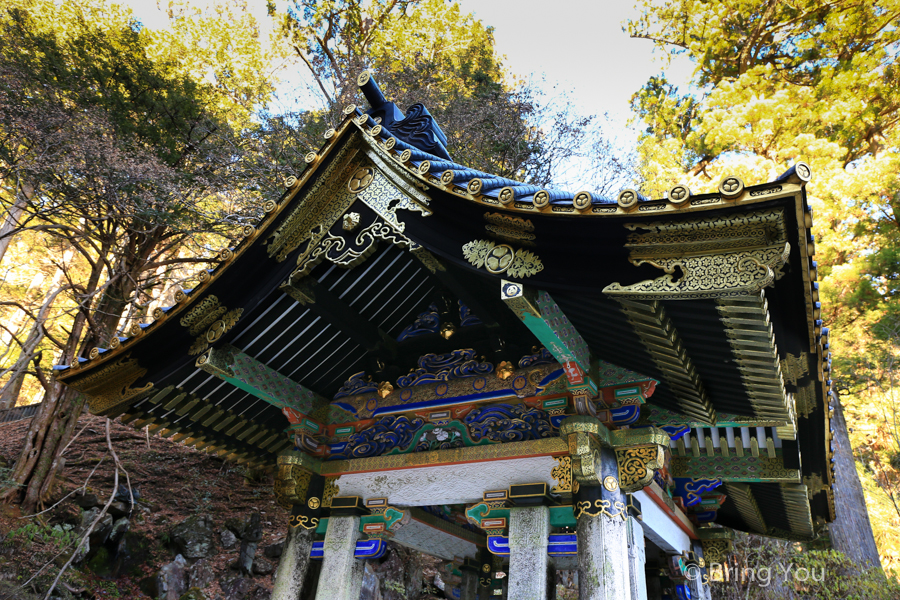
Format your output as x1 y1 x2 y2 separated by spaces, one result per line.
124 0 695 129
455 0 695 126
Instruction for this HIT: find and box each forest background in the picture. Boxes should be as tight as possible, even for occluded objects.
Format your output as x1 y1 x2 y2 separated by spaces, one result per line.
1 0 899 581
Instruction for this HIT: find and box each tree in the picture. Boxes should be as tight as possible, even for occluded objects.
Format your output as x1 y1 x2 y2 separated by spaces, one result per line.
0 0 277 512
276 0 635 188
627 0 900 566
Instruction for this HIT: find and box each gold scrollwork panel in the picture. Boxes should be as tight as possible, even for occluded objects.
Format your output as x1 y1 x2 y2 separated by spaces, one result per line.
274 455 314 509
615 444 667 493
551 456 580 496
701 539 732 564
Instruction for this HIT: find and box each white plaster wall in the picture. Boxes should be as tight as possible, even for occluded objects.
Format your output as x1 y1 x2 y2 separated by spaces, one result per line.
335 455 559 506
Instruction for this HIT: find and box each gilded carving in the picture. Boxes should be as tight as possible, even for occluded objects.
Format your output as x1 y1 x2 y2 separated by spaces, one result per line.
602 476 619 492
290 219 415 279
551 456 579 496
289 514 319 530
274 455 314 509
342 212 361 231
483 212 536 243
180 295 225 336
701 539 732 564
187 306 242 356
321 437 568 476
781 352 810 385
795 383 817 419
322 477 340 508
267 139 361 263
66 355 153 415
462 239 543 279
615 444 666 492
410 248 446 273
604 209 791 300
574 499 627 520
670 455 799 481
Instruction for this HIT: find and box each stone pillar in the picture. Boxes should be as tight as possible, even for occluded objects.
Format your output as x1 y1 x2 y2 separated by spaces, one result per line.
627 517 647 600
272 524 315 600
459 569 478 600
575 449 630 600
507 505 550 599
314 516 363 600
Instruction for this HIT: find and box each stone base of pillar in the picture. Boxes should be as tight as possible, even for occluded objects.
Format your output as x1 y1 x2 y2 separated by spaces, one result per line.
272 524 315 600
314 515 363 600
508 506 551 600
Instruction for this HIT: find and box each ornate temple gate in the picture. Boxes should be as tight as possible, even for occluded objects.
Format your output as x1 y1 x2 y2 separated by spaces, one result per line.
57 74 833 600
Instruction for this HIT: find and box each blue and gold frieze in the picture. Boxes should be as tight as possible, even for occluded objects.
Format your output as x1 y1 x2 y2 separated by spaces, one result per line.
326 402 555 460
330 362 565 421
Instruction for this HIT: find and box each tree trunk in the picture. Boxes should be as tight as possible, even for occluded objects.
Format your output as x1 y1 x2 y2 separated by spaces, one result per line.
2 249 100 512
0 286 61 409
0 191 28 266
828 393 882 568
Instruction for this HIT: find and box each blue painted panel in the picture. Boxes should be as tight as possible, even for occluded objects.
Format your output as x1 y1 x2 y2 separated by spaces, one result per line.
308 539 386 559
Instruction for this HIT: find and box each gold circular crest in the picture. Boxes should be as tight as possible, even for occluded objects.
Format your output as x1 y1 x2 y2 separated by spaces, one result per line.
718 175 744 197
668 184 691 203
348 167 375 193
603 476 619 492
533 189 550 208
573 191 592 210
617 189 638 209
482 564 491 573
308 497 321 509
485 244 515 274
206 320 226 343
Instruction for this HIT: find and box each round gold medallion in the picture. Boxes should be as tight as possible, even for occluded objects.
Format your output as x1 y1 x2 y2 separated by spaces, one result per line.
603 476 619 492
206 320 226 343
308 497 321 509
482 564 491 573
485 244 515 274
348 167 375 193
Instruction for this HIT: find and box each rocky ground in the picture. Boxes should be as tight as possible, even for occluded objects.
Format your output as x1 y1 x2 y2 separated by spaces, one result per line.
0 414 449 600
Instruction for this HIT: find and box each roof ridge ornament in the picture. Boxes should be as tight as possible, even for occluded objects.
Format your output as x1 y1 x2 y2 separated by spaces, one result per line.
357 71 451 160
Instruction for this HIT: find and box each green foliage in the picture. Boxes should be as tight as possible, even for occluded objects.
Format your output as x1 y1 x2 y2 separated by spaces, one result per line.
7 520 77 547
628 0 900 568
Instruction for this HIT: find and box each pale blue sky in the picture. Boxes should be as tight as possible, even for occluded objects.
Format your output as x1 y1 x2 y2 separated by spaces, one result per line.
456 0 694 124
125 0 694 125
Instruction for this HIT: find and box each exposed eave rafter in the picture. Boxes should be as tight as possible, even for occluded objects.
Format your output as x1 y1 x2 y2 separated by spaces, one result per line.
725 482 768 534
717 293 796 432
618 299 717 424
282 277 398 357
